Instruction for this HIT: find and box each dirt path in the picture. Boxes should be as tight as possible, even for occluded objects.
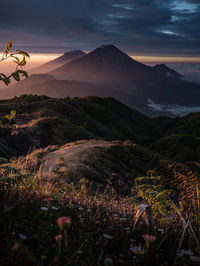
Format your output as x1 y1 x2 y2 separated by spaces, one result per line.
41 140 115 173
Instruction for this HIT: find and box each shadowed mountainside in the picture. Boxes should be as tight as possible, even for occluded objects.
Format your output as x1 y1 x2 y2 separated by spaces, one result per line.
0 95 159 158
0 95 199 163
50 45 200 113
151 112 200 162
1 74 137 109
30 50 86 74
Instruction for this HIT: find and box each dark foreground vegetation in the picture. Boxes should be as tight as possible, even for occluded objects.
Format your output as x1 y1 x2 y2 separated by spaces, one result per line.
1 95 200 265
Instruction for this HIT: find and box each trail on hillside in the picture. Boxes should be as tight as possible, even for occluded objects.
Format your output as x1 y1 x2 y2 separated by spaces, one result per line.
41 140 115 174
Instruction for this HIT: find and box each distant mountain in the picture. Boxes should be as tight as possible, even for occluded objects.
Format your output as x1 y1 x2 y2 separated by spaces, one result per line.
50 45 184 85
50 45 153 84
49 45 200 115
1 74 137 105
30 50 86 74
2 45 200 116
153 64 183 79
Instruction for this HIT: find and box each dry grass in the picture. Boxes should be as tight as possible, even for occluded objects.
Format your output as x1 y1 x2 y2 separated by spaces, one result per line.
1 157 200 265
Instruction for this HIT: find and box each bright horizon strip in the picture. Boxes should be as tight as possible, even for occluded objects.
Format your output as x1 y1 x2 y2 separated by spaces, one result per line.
30 53 200 63
131 55 200 63
1 53 200 71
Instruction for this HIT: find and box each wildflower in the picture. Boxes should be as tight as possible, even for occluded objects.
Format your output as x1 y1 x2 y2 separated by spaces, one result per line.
103 234 114 240
19 233 27 240
130 245 145 255
177 250 194 256
41 207 48 211
55 234 62 242
42 197 53 202
52 206 59 210
142 235 156 242
57 216 71 230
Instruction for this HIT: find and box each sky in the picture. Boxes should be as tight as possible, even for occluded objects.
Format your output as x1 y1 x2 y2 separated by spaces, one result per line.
0 0 200 58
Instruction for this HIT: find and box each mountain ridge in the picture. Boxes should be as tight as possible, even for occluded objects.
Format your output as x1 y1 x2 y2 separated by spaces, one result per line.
30 50 86 74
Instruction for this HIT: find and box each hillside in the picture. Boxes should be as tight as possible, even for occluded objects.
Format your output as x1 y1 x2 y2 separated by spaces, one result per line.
0 95 158 158
10 140 160 194
1 95 200 266
151 112 200 162
1 74 138 109
1 95 200 164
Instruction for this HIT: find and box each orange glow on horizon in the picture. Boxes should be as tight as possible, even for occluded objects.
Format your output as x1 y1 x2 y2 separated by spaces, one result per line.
131 55 200 63
0 52 200 76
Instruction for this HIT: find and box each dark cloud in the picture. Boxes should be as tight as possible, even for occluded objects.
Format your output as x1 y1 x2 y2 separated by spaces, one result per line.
0 0 200 56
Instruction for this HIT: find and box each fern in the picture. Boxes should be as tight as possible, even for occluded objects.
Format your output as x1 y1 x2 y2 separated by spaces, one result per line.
135 173 179 222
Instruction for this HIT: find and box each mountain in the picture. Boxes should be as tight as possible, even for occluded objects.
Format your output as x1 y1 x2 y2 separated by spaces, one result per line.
0 74 138 107
153 64 183 79
2 45 200 116
30 50 86 74
49 45 200 116
50 45 153 84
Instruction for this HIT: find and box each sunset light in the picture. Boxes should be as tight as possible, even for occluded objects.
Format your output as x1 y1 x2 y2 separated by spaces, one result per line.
0 1 200 265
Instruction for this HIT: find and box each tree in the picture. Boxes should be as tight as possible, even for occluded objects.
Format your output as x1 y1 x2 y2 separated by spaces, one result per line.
0 40 30 85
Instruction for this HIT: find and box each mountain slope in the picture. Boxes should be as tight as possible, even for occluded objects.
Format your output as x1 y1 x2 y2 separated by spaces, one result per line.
30 50 86 74
50 45 153 84
49 45 200 116
0 74 137 107
0 95 158 158
151 112 200 162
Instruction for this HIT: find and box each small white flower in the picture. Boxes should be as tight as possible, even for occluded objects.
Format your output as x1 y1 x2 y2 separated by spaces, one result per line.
179 250 194 256
41 207 48 211
52 206 59 210
138 204 148 213
130 245 145 255
78 207 84 211
103 234 114 240
19 233 27 240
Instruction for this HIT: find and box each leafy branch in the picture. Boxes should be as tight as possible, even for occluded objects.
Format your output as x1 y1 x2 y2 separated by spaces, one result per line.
0 40 30 85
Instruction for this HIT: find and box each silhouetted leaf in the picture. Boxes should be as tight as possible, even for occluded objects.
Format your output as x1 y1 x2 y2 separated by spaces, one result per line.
12 72 20 81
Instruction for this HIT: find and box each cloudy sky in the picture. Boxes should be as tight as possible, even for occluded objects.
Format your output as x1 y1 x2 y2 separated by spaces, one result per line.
0 0 200 57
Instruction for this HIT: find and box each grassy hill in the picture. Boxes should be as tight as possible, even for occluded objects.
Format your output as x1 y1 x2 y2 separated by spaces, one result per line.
1 95 200 265
0 95 158 158
151 112 200 162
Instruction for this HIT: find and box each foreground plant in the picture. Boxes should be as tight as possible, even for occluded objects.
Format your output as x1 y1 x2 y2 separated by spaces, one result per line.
0 40 30 85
